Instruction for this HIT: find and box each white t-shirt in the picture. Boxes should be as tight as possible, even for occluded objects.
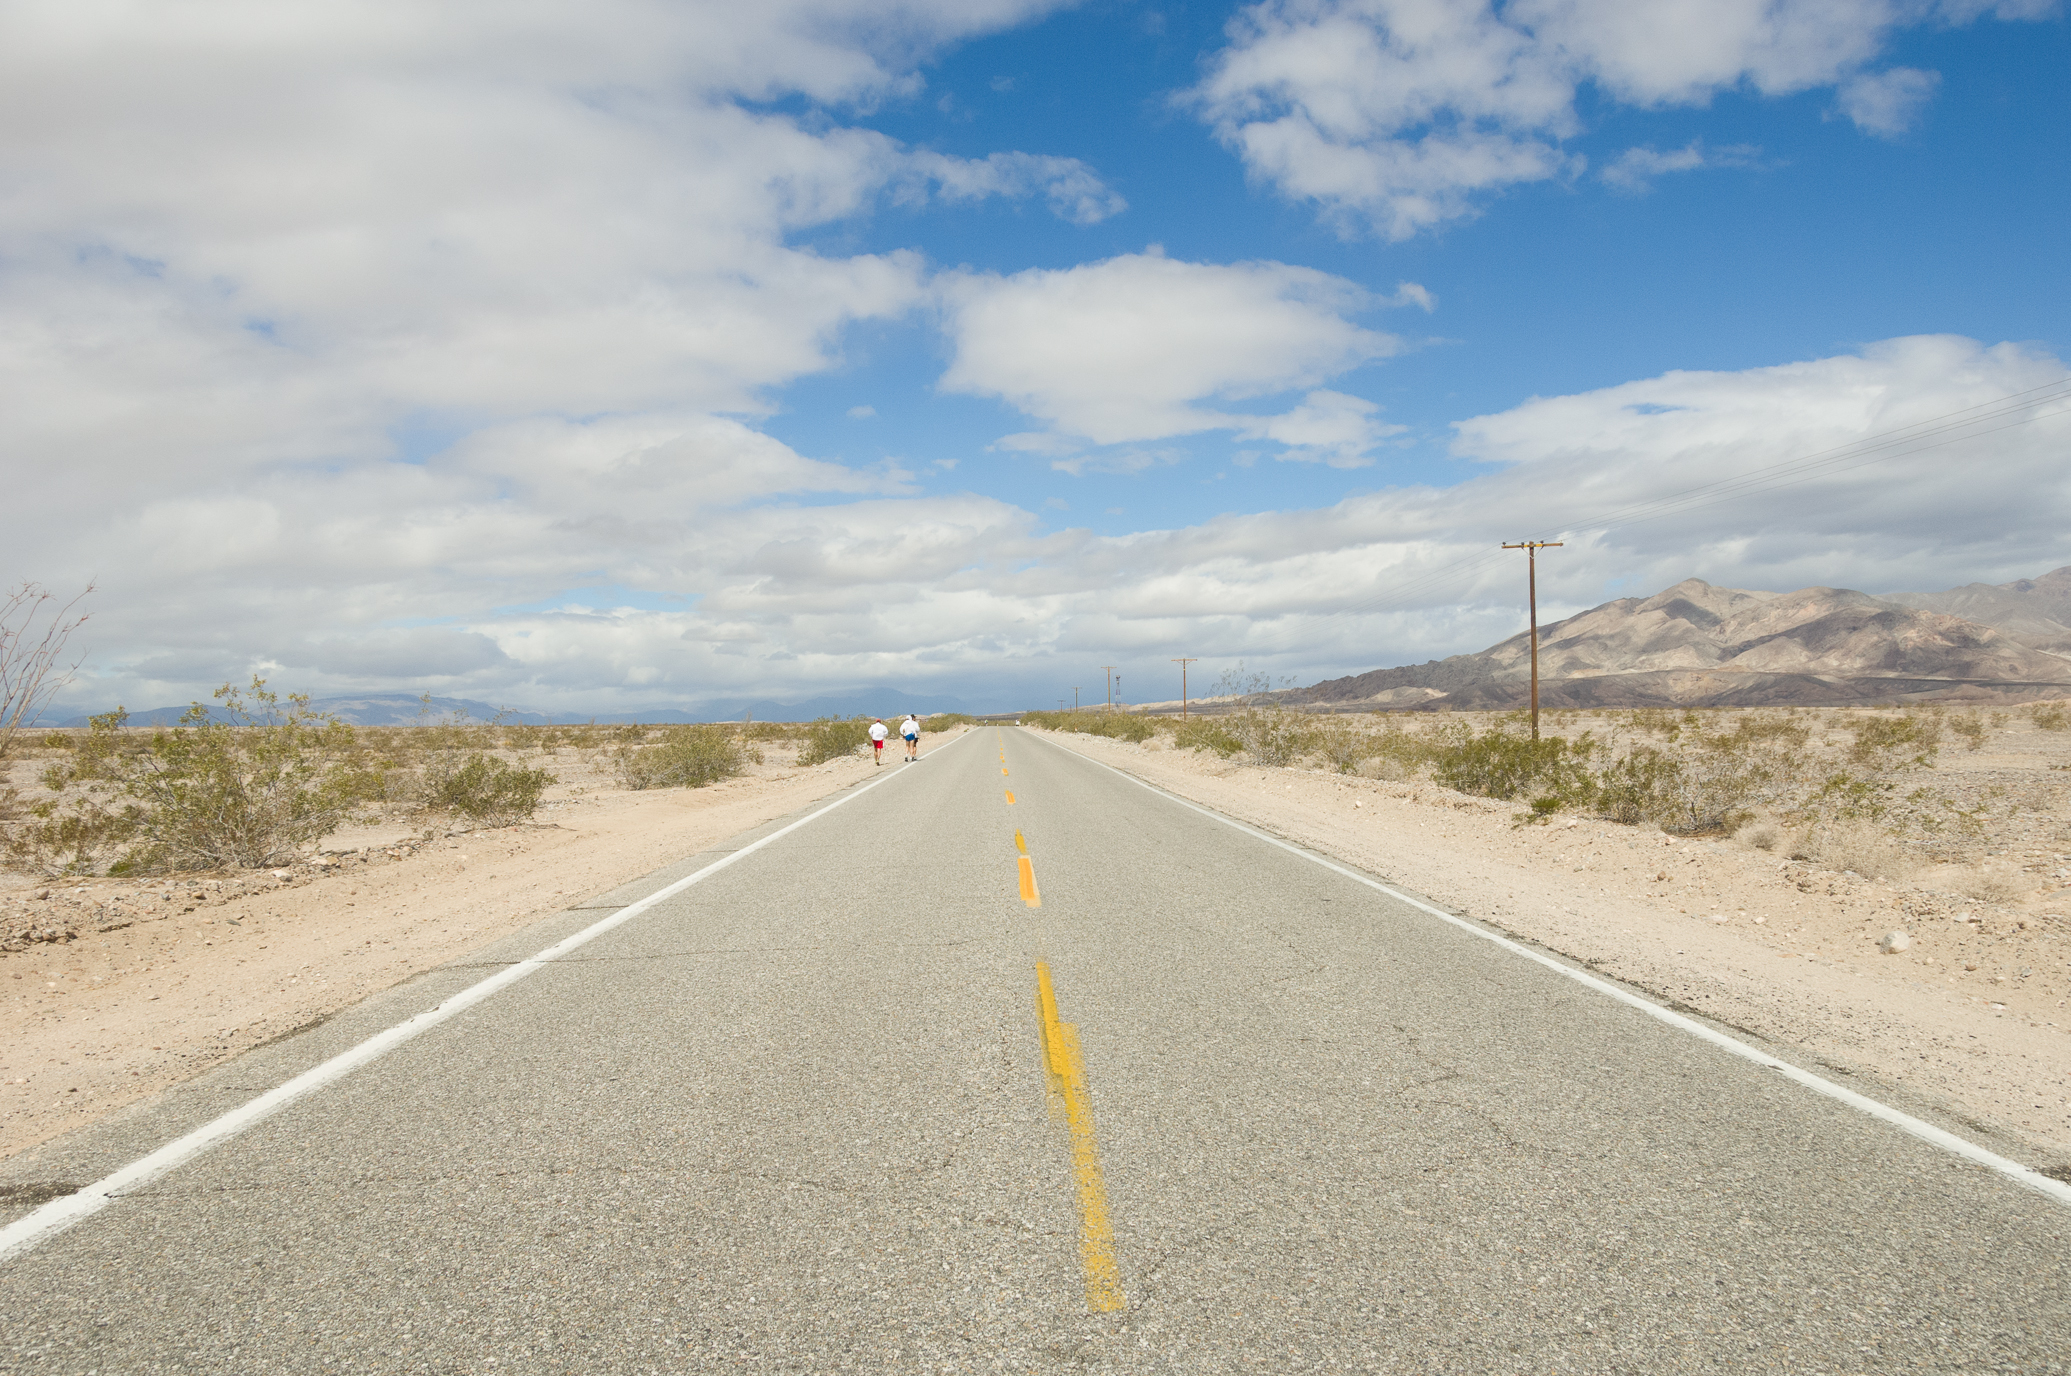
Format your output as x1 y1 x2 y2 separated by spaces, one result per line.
900 717 919 737
869 722 888 742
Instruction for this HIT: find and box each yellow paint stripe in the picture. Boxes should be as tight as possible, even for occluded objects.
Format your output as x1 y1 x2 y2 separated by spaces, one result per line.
1034 961 1127 1313
1002 767 1010 776
1017 855 1041 906
1004 790 1016 804
1013 829 1028 854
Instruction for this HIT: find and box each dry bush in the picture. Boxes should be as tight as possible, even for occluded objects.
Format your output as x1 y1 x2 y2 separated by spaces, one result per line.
1941 862 2036 904
1789 818 1912 882
2030 702 2068 732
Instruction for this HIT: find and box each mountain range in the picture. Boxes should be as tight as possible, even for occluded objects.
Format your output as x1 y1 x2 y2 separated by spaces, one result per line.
60 689 977 729
1295 566 2071 712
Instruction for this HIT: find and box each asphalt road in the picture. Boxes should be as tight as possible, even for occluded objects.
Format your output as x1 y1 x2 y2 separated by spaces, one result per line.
3 725 2069 1373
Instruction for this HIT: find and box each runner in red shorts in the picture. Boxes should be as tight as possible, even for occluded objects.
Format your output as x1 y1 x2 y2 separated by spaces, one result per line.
868 718 888 765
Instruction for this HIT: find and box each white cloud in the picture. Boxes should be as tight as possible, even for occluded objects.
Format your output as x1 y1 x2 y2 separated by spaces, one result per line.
1238 390 1407 467
901 151 1128 223
1600 140 1762 192
1836 66 1942 135
1191 0 2049 236
847 404 878 418
37 330 2071 714
939 250 1403 458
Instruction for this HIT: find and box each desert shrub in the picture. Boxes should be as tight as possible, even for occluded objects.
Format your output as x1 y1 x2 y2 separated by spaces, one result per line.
1789 818 1910 882
426 752 557 823
13 680 375 873
1309 717 1374 774
923 713 976 730
614 726 744 791
2031 702 2069 731
1172 717 1241 756
1431 728 1597 810
1946 712 1987 750
796 716 872 766
1226 707 1315 767
1082 713 1158 743
1594 744 1764 835
1020 711 1070 730
3 797 141 876
1941 861 2033 904
1848 715 1940 767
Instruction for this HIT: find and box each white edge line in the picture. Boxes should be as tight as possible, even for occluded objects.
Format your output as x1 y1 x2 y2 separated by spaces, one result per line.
0 728 975 1264
1027 729 2071 1209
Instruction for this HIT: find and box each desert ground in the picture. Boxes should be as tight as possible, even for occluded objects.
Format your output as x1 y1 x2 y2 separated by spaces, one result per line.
4 709 2069 1178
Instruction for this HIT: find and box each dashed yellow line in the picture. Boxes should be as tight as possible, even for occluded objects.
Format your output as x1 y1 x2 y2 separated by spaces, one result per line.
1017 855 1041 906
1035 962 1126 1313
1004 790 1016 804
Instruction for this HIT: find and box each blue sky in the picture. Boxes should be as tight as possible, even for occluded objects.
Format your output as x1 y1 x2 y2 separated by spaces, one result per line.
7 0 2069 715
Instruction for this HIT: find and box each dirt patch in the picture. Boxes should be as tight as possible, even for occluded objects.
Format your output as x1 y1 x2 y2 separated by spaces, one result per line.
0 735 966 1161
1036 727 2071 1164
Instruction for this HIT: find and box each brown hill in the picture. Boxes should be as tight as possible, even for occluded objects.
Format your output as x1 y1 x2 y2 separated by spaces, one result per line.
1883 565 2071 654
1296 577 2071 711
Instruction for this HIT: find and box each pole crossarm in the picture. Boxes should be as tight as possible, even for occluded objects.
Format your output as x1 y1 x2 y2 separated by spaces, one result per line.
1501 541 1564 741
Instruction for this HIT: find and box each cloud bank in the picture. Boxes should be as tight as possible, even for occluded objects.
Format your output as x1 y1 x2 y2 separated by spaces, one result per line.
1190 0 2056 237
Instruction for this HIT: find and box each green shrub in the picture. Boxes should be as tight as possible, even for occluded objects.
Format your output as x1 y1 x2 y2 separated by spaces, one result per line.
2031 702 2068 731
1593 744 1765 834
427 752 557 823
614 726 745 790
1310 717 1373 773
25 680 375 872
1848 715 1940 767
1227 707 1314 767
796 716 872 766
1172 717 1240 756
1082 713 1158 743
1431 728 1597 810
922 713 976 730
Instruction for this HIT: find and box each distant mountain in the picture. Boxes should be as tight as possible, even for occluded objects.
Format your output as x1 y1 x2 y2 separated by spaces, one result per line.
1295 577 2071 711
1883 565 2071 654
59 688 978 728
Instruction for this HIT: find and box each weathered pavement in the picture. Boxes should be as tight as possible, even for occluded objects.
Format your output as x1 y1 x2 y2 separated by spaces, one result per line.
2 725 2068 1373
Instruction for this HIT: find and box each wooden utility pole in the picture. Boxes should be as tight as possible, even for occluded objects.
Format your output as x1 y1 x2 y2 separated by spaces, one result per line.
1501 540 1564 740
1171 658 1197 718
1101 666 1115 711
1072 687 1081 711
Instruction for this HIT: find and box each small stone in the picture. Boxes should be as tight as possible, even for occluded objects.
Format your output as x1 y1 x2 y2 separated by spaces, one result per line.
1878 931 1911 954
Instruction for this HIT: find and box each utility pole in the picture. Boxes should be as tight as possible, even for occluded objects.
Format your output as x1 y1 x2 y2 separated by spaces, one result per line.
1072 687 1081 711
1171 658 1197 718
1058 698 1066 712
1101 666 1115 712
1501 540 1564 741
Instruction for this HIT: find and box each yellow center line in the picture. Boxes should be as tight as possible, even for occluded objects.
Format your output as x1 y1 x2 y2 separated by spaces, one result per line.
1017 855 1041 906
1035 961 1126 1313
1013 830 1028 854
1004 790 1016 804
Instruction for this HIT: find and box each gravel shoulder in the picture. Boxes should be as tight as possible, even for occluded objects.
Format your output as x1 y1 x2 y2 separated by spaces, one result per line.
0 739 949 1161
1032 727 2071 1167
